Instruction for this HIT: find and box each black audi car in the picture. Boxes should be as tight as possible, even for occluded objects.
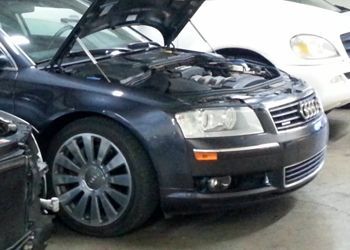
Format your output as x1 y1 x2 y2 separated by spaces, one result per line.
0 111 58 250
0 0 328 236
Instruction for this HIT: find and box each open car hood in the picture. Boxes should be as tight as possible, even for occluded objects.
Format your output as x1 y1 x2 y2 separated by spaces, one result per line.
50 0 204 67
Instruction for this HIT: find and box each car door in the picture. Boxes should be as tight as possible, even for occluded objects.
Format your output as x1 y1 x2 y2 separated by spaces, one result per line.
0 44 18 114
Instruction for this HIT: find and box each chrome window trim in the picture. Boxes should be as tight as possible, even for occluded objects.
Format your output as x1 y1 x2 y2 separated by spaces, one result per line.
0 42 18 71
0 28 36 67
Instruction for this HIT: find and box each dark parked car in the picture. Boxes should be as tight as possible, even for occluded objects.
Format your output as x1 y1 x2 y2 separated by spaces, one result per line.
0 0 328 236
0 111 57 250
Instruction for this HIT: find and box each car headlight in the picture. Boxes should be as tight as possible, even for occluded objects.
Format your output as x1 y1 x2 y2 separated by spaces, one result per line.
290 35 339 59
175 107 263 139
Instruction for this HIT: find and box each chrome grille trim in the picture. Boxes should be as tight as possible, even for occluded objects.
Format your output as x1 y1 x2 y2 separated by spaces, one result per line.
269 94 321 131
272 108 299 118
284 150 325 188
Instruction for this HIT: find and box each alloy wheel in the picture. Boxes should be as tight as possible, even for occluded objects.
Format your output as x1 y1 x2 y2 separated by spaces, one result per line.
52 133 132 226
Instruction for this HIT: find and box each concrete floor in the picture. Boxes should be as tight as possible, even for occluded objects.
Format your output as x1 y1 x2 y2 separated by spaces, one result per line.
48 109 350 250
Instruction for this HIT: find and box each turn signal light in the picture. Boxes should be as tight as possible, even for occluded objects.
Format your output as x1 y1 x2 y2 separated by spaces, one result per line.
194 151 218 161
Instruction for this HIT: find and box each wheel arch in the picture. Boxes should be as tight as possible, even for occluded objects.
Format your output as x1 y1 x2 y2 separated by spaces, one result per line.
37 111 158 176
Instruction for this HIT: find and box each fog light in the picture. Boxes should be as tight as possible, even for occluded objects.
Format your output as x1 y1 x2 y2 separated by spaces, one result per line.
207 176 232 192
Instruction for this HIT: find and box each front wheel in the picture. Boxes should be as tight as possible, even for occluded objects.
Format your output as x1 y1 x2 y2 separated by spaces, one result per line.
47 117 158 236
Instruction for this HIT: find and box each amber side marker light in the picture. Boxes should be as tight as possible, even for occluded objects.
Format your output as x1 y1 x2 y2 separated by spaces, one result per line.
194 151 218 161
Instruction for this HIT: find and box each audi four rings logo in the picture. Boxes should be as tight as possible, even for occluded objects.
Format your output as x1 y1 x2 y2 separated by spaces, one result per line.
299 99 321 120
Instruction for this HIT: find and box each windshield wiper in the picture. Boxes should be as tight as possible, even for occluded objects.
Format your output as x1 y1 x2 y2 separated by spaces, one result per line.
37 58 52 66
69 48 132 57
127 41 160 50
38 46 133 69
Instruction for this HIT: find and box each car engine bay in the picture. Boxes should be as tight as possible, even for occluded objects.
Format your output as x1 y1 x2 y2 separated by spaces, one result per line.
62 48 281 94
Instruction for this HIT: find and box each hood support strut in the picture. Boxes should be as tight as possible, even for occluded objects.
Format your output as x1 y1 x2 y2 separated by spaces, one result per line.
76 37 111 83
189 20 216 54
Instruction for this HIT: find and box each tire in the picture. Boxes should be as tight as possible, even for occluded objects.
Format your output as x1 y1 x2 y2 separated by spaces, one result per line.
46 117 158 237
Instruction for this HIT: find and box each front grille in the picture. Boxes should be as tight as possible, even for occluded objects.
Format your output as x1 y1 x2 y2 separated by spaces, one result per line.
284 150 325 187
341 32 350 58
269 94 321 131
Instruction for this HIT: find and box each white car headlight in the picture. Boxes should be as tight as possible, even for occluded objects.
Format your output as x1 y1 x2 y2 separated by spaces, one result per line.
290 35 339 59
175 107 263 139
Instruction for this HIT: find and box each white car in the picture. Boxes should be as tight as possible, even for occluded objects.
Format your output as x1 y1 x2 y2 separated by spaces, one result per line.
168 0 350 111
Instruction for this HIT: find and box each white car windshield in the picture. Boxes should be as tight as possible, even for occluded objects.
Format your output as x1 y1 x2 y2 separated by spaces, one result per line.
0 0 148 63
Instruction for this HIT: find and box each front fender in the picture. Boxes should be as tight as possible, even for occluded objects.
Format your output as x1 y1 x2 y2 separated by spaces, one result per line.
102 107 194 191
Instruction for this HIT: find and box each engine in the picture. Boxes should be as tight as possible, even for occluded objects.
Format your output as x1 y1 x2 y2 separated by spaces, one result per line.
165 62 267 93
65 49 277 94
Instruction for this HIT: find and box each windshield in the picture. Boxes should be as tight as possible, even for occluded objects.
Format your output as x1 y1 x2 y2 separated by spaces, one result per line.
285 0 342 12
0 0 148 63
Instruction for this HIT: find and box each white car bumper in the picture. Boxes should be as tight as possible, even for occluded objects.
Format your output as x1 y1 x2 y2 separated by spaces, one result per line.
282 59 350 111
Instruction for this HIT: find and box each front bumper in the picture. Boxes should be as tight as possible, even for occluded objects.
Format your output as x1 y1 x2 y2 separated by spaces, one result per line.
161 173 319 215
161 114 328 214
282 59 350 111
